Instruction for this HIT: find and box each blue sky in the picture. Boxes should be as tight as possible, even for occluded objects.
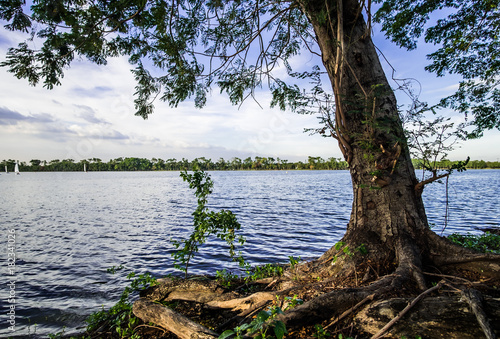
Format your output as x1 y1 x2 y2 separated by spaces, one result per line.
0 18 499 164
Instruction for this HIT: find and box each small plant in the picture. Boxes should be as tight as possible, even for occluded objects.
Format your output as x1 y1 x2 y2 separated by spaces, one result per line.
246 263 284 281
282 295 303 310
219 296 303 339
216 268 239 288
332 242 368 263
356 243 368 255
313 324 331 338
172 168 246 277
288 255 301 270
219 309 285 339
86 267 158 338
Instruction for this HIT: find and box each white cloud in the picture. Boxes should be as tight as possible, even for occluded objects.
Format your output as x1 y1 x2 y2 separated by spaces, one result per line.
0 24 498 163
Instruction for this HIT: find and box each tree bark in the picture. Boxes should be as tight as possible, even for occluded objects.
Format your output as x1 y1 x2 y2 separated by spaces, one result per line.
296 0 433 282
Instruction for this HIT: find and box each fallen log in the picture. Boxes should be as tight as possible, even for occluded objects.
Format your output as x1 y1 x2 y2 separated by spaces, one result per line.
132 298 219 339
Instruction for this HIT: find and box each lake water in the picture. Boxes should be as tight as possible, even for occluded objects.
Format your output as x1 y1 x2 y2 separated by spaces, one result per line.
0 170 498 337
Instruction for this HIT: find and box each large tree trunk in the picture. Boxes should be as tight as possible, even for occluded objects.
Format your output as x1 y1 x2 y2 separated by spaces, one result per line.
297 0 432 285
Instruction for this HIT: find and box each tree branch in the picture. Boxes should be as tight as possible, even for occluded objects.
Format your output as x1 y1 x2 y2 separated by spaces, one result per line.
414 172 448 192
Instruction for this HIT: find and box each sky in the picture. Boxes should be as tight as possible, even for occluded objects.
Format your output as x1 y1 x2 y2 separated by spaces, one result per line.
0 13 499 164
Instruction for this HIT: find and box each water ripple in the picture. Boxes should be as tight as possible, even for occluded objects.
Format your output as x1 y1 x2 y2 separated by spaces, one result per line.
0 169 498 336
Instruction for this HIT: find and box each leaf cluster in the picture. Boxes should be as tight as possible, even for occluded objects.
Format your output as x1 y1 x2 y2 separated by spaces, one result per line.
0 0 329 119
331 241 367 263
374 0 500 137
219 295 303 339
448 232 500 254
245 262 285 281
86 267 158 338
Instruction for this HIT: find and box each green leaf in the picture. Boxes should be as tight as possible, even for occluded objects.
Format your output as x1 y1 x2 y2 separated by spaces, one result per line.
334 241 345 251
273 321 287 339
256 310 271 323
218 330 235 339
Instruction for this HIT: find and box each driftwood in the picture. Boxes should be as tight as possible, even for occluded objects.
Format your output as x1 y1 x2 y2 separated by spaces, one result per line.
132 298 218 339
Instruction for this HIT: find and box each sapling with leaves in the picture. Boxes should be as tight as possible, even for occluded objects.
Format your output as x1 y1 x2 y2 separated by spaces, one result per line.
171 168 246 277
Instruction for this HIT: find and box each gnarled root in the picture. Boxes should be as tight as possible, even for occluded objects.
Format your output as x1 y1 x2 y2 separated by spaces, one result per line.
460 287 497 339
140 277 237 303
425 230 500 278
127 230 500 339
132 298 218 339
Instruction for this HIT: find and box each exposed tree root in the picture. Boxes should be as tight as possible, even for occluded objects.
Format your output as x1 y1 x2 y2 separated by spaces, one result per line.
460 287 497 339
324 293 376 330
125 231 500 339
206 291 276 312
133 298 218 339
426 230 500 274
370 280 444 339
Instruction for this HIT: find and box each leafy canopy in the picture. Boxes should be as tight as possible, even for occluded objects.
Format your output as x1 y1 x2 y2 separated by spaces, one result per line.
1 0 498 138
374 0 500 137
0 0 319 118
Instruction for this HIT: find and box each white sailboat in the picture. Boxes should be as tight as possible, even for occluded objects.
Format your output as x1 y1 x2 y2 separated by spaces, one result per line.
4 165 7 174
84 163 87 172
14 162 20 175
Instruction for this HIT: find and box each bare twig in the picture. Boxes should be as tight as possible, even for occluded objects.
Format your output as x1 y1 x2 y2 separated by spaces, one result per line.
324 293 376 329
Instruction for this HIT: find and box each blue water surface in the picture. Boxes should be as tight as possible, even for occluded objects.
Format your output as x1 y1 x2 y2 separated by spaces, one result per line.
0 169 498 336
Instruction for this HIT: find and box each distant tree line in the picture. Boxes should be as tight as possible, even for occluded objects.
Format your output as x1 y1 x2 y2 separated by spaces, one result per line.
1 156 349 172
411 159 500 170
2 157 498 173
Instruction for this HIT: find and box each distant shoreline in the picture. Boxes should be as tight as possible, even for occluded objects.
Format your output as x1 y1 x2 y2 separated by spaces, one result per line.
2 156 499 172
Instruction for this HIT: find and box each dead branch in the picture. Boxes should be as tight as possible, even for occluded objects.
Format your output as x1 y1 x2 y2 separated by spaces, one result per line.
414 172 449 192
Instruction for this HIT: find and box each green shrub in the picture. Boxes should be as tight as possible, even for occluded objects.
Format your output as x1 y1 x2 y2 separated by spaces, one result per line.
447 232 500 254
